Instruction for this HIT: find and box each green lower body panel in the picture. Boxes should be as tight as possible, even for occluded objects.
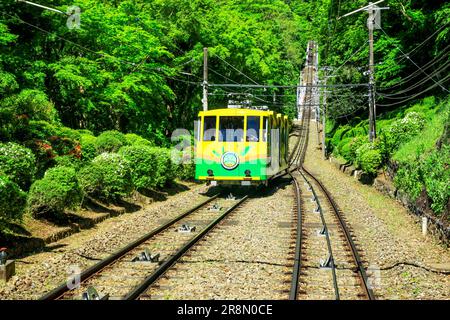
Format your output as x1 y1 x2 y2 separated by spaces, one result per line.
195 158 286 182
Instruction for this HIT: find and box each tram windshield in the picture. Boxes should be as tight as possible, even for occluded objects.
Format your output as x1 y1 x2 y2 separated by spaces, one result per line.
203 116 217 141
246 116 260 142
219 116 244 142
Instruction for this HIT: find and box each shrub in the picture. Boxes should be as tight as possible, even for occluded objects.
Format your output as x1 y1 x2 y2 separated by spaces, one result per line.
54 155 82 169
155 148 177 186
77 129 94 136
48 136 81 158
23 139 55 179
423 145 449 214
355 143 382 175
78 153 133 201
119 145 158 190
55 127 81 141
0 142 36 189
387 112 426 149
394 163 423 202
331 125 351 148
28 166 81 219
349 136 368 162
173 148 195 180
80 134 98 162
337 138 352 161
27 120 58 140
95 130 128 153
125 133 153 147
0 175 27 222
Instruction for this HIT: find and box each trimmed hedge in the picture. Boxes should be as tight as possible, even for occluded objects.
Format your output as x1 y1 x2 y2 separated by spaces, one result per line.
78 153 133 202
80 134 98 162
125 133 153 147
0 142 36 190
28 166 81 219
95 130 128 153
0 175 27 222
355 143 382 175
119 145 159 190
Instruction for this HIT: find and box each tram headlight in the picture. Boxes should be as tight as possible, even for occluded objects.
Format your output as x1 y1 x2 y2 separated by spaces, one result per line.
207 169 214 176
244 170 251 177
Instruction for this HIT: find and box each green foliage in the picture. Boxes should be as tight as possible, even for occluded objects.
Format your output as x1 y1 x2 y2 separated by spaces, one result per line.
423 145 450 214
0 142 36 190
336 138 352 161
119 145 159 190
28 166 81 219
394 105 449 163
331 125 351 148
0 175 27 224
95 130 128 153
80 134 98 162
54 155 82 170
348 136 368 162
387 112 426 150
125 133 153 147
355 143 382 175
78 153 133 202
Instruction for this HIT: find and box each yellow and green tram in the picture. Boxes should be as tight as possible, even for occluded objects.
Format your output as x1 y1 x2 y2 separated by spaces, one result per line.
195 108 290 186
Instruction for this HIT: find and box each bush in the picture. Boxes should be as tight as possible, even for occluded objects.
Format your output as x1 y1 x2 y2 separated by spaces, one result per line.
331 125 351 148
349 136 368 162
0 175 27 222
0 142 36 189
387 112 426 149
125 133 153 147
80 134 98 162
54 155 82 169
95 130 128 153
119 145 159 190
77 129 94 136
27 120 58 140
355 143 382 175
78 153 133 201
174 148 195 180
156 148 177 186
423 145 450 214
28 166 81 219
337 138 352 161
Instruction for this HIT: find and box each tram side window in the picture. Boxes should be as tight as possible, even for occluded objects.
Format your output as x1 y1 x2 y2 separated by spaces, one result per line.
246 116 260 142
219 116 244 142
203 116 217 141
262 117 268 142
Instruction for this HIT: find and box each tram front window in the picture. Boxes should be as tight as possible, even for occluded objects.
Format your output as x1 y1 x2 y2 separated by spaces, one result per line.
246 116 260 142
219 116 244 142
203 116 217 141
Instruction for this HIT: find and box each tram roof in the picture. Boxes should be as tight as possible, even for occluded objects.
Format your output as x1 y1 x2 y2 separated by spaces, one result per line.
198 108 277 117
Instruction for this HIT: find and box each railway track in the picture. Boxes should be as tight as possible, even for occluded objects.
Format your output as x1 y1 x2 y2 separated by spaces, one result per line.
40 194 248 300
288 105 374 300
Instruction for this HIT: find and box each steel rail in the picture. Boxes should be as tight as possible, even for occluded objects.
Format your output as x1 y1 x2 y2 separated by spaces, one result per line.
39 194 219 300
127 196 249 300
288 173 302 300
301 167 376 300
297 169 340 300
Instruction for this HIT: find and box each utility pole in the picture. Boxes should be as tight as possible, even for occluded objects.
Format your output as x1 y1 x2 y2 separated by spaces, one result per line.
202 47 208 111
338 0 389 142
368 4 376 141
322 77 327 160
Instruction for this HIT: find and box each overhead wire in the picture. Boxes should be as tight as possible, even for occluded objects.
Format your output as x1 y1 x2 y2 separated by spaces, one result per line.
375 21 449 93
